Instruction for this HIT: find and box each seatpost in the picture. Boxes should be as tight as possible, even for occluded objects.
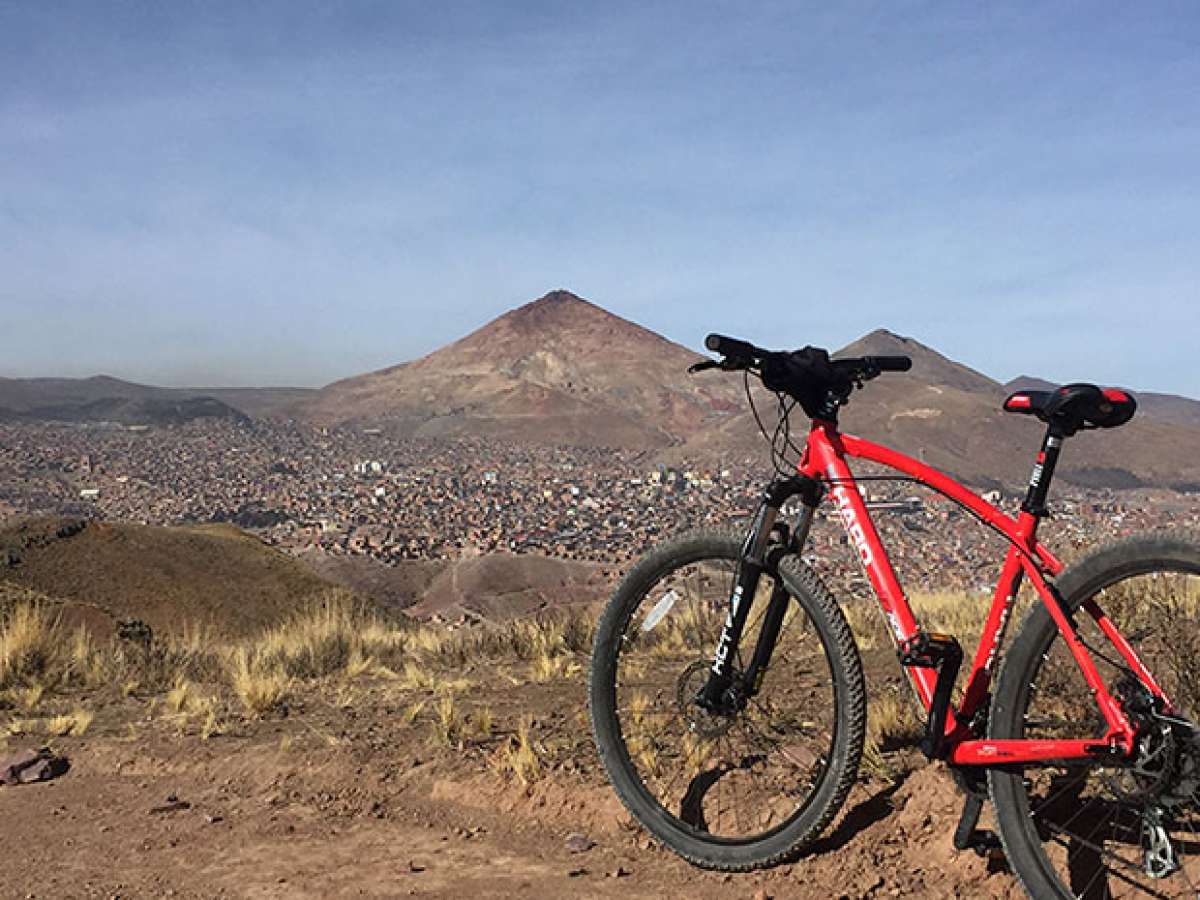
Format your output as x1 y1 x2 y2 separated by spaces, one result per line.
1021 427 1065 518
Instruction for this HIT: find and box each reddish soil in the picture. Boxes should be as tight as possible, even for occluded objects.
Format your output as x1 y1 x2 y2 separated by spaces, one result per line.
3 675 1025 899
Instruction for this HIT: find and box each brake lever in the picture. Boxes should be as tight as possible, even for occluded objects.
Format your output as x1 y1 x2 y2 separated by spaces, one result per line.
689 356 757 375
855 363 881 387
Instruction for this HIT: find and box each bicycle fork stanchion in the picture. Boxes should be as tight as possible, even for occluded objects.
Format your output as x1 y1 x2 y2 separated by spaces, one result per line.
696 477 821 713
743 501 819 695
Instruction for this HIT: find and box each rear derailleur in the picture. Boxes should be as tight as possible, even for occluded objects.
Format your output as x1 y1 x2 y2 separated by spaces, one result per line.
1112 677 1200 878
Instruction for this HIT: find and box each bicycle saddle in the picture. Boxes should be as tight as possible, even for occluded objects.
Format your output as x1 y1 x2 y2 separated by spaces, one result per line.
1003 383 1137 435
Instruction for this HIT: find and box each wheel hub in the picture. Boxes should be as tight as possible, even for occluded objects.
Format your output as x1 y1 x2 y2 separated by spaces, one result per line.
1108 679 1200 878
1106 679 1180 803
677 660 739 739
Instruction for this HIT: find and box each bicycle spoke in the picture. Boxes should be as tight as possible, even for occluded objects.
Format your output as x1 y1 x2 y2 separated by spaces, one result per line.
1002 563 1200 898
607 546 843 844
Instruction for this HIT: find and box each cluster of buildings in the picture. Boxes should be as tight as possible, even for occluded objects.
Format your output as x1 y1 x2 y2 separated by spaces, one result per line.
2 419 1197 599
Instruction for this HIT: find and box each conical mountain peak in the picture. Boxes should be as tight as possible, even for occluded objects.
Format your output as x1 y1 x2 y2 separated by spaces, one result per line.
498 289 619 333
838 328 999 394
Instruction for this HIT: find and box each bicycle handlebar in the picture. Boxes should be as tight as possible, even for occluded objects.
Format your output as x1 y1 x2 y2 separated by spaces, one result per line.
702 334 912 374
864 356 913 373
704 333 764 360
696 332 913 420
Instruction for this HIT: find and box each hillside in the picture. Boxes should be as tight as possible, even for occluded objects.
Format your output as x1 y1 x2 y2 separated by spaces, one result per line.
680 329 1200 491
403 553 613 620
0 517 340 637
0 375 313 423
292 290 741 446
0 394 251 426
297 549 613 621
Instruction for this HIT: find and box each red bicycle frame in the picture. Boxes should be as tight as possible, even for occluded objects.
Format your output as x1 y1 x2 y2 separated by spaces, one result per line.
796 419 1168 766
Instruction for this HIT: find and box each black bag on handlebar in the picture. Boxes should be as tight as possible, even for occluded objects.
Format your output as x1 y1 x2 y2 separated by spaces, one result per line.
760 347 850 420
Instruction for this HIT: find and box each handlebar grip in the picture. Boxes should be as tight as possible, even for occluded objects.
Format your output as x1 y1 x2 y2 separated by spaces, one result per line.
705 333 761 359
866 355 912 372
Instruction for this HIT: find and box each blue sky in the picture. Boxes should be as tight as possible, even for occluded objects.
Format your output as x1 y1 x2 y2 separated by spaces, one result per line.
2 2 1198 394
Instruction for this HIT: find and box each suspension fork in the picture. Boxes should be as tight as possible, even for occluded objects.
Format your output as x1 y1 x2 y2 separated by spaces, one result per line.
696 476 823 711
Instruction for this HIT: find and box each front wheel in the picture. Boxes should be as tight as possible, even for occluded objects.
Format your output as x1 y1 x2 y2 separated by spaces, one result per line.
588 526 866 871
989 531 1200 899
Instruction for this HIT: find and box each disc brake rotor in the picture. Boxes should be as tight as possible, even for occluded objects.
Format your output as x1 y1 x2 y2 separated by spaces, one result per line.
677 660 737 739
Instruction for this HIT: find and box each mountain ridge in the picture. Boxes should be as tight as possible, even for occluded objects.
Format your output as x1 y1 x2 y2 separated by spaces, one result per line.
0 375 316 422
291 290 738 447
289 289 1200 490
7 290 1198 490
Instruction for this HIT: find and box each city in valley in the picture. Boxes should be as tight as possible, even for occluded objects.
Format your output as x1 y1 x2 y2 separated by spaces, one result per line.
3 415 1197 608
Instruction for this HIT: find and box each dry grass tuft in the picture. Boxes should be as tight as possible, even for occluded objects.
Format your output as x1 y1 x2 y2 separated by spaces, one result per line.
843 591 993 653
0 600 64 690
4 717 40 737
867 689 923 749
197 697 221 740
10 682 45 712
343 649 377 679
68 627 108 689
495 715 544 786
467 706 494 742
165 678 197 714
529 649 580 683
910 591 992 648
859 738 894 781
399 661 437 692
430 694 462 747
45 707 94 737
402 700 425 725
227 648 289 716
253 591 403 679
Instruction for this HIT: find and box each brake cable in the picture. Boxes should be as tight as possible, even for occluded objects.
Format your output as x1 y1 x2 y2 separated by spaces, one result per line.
741 362 1057 575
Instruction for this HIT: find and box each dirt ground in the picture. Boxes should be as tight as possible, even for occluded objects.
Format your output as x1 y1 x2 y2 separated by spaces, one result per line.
2 670 1025 900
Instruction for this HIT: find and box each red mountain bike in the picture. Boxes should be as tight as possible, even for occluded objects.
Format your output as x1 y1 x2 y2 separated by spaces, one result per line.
589 334 1200 899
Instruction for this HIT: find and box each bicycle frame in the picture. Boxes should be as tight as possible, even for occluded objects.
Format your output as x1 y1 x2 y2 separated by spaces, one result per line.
793 419 1169 767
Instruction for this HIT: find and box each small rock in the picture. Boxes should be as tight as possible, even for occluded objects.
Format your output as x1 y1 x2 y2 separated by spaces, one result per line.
565 832 595 854
408 861 426 874
567 867 588 878
148 800 191 815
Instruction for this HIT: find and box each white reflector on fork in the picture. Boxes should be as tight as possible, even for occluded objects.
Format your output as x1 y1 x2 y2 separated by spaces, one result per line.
641 590 680 632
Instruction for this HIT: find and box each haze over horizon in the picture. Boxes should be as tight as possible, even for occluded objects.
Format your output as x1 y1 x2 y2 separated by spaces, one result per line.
2 3 1198 395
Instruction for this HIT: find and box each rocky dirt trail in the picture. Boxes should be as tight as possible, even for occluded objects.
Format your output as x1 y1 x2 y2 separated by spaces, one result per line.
4 715 1024 900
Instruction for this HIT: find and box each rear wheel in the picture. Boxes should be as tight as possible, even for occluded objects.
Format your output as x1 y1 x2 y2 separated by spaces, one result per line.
588 527 865 870
990 531 1200 899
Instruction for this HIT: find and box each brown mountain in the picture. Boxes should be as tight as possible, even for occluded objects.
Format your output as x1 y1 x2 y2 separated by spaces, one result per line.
683 329 1200 490
830 332 1200 491
676 328 1024 485
291 293 1199 491
294 290 741 446
0 375 314 422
